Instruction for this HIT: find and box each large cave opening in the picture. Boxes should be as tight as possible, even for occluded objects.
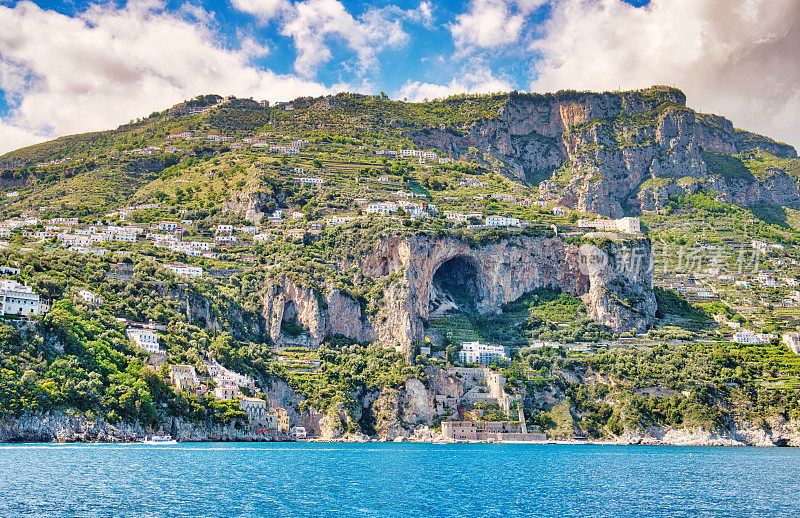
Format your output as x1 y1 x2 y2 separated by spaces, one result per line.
430 255 486 317
280 300 303 336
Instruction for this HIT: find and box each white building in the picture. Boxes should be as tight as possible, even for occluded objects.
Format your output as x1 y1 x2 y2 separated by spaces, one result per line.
165 263 203 278
269 145 300 155
366 202 398 215
290 426 307 439
577 217 641 234
158 221 179 232
113 232 136 243
253 233 274 243
485 216 521 227
0 280 44 316
78 289 102 306
732 331 777 344
326 216 356 225
215 235 237 245
190 241 212 251
240 397 268 425
458 341 510 365
126 327 160 354
297 177 323 186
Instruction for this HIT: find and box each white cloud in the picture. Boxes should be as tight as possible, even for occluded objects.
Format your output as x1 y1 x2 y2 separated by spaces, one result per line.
233 0 431 77
414 1 434 27
530 0 800 148
0 1 332 154
449 0 545 50
277 0 414 77
230 0 290 22
395 65 513 101
0 122 47 154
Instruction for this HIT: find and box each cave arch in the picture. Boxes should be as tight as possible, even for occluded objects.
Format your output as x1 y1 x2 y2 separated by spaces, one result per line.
282 300 297 322
430 255 488 316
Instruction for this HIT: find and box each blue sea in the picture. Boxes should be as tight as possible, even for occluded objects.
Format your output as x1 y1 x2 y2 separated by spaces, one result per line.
1 442 799 517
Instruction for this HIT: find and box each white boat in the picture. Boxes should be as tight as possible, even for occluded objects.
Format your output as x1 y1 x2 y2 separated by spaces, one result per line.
141 435 177 445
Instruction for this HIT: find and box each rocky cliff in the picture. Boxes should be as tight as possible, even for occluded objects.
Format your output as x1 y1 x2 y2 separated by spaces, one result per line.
407 86 798 217
261 276 375 346
0 412 282 443
7 368 798 446
261 232 656 355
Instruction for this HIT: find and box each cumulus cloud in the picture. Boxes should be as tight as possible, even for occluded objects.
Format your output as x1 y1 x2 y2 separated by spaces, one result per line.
230 0 291 22
0 0 332 154
449 0 545 49
395 65 513 101
235 0 430 78
529 0 800 147
281 0 412 77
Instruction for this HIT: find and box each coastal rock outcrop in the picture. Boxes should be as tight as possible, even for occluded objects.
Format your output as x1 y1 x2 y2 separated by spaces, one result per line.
0 411 280 443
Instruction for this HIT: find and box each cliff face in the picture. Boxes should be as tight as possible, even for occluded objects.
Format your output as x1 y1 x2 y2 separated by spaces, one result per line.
407 87 797 217
261 233 656 355
0 412 281 442
580 235 656 333
261 276 374 346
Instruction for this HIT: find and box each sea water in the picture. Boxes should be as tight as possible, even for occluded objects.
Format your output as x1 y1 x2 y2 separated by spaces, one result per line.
1 442 799 517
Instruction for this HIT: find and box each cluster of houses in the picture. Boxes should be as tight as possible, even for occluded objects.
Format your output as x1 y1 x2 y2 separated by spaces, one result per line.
752 240 785 255
34 157 83 168
163 359 257 401
364 200 435 219
237 397 301 437
157 359 306 437
0 212 263 260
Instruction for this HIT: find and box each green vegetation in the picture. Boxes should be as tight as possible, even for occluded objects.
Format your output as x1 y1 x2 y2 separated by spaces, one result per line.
701 151 754 181
654 287 708 320
511 339 800 438
429 288 611 350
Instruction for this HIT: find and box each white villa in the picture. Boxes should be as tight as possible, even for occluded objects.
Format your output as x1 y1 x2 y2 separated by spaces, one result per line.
0 280 45 316
126 327 160 354
164 263 203 278
458 341 510 365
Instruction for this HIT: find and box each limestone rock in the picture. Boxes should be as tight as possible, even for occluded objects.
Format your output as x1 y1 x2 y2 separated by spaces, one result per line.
262 233 656 356
407 87 797 216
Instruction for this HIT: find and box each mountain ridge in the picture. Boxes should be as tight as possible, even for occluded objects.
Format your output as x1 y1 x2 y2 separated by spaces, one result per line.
0 85 796 220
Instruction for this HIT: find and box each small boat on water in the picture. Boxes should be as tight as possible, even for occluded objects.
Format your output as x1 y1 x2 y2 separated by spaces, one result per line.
141 435 177 445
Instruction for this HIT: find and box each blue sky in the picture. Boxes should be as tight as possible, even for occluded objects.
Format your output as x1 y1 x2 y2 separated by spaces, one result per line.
0 0 798 153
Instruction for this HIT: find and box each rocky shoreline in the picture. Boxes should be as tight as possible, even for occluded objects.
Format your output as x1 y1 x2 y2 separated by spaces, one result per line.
2 413 798 447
